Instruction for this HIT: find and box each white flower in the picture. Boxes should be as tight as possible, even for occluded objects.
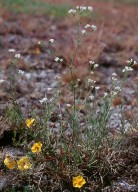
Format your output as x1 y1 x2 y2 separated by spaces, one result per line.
91 25 97 31
15 54 21 59
111 91 117 96
134 60 137 65
38 41 42 45
49 39 54 43
66 104 71 107
89 61 95 65
122 66 133 73
85 24 91 29
112 73 117 76
80 6 87 11
88 79 96 84
127 58 133 64
18 70 25 75
112 77 118 81
82 30 86 35
39 97 48 104
104 92 108 97
0 79 5 83
47 88 52 91
95 86 100 90
114 86 121 91
55 57 60 62
77 78 80 82
68 9 76 14
76 5 87 11
94 64 99 68
55 57 63 62
9 49 16 53
88 6 93 12
89 95 94 100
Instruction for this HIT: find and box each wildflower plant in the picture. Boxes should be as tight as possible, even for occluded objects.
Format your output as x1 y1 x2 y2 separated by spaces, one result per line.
1 3 137 192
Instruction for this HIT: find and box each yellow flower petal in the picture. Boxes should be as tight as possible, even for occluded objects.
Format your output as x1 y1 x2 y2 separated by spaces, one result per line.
17 156 32 171
4 155 16 170
73 175 86 188
26 118 35 128
31 142 42 153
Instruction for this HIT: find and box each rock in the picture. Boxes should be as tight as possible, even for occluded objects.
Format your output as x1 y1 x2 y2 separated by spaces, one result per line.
117 179 138 192
0 176 8 191
98 52 119 67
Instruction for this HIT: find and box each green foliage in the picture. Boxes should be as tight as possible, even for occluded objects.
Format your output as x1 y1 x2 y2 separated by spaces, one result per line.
0 0 71 17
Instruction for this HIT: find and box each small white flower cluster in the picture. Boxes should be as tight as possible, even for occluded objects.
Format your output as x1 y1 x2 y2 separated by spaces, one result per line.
110 85 121 97
127 58 137 65
112 77 118 81
66 104 71 108
68 5 93 14
95 86 100 90
68 9 76 14
49 39 54 43
76 5 93 12
122 59 137 72
18 70 25 75
82 24 97 35
104 92 108 97
47 88 52 91
122 66 133 73
112 73 117 76
39 96 48 104
89 95 94 100
88 78 96 84
111 91 118 96
15 54 21 59
76 5 86 11
9 49 21 59
81 30 87 35
111 73 118 81
0 79 5 83
88 6 93 12
55 57 63 62
89 61 94 65
114 86 121 92
83 24 97 35
9 49 16 53
91 25 97 31
89 61 99 68
85 24 90 29
84 24 97 31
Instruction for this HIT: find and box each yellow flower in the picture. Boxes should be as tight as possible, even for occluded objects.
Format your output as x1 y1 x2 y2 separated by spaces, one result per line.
72 175 86 188
4 155 16 170
31 142 42 153
17 156 32 171
26 118 35 128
